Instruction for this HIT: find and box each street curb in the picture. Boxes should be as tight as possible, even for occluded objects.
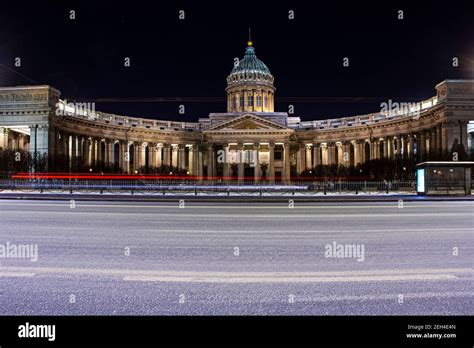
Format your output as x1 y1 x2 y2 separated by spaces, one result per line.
0 192 473 203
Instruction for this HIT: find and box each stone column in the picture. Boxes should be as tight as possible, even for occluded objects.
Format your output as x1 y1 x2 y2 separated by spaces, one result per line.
305 144 312 170
191 145 198 177
193 145 202 180
296 143 305 175
71 135 77 170
124 142 131 173
149 144 156 168
436 125 442 155
118 141 124 172
125 142 131 173
84 138 90 167
156 144 163 167
187 145 193 175
395 137 401 157
343 142 351 166
92 139 98 167
418 132 425 158
368 140 374 160
37 125 50 157
468 132 473 156
28 125 38 171
321 144 328 165
382 138 388 159
163 143 171 167
1 128 9 150
18 134 25 151
268 142 275 183
283 142 291 183
313 143 321 168
375 140 381 159
109 140 115 166
401 136 408 159
387 137 394 160
113 141 118 167
440 123 449 153
254 143 260 183
132 143 138 172
141 143 146 169
363 141 369 163
99 140 105 164
207 144 215 180
104 141 110 164
222 143 229 179
430 128 437 157
408 134 415 158
327 143 336 165
178 144 186 170
171 145 178 169
63 134 69 162
237 143 244 183
105 139 114 167
337 143 344 165
79 137 84 162
354 141 361 165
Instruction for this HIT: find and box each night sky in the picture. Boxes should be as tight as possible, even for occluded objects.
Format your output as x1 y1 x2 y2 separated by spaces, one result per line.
1 1 473 121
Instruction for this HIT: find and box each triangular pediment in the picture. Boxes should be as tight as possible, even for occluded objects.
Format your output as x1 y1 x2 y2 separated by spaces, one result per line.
204 114 292 134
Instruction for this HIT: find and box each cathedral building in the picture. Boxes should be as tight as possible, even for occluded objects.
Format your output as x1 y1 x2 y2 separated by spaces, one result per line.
0 40 473 181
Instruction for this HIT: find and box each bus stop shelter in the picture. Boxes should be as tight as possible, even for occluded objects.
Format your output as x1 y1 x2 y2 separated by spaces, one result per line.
416 161 474 196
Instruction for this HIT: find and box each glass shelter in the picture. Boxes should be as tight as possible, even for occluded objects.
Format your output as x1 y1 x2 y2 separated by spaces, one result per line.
416 161 474 196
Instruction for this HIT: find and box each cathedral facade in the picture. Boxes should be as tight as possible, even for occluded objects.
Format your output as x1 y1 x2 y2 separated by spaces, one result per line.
0 41 473 181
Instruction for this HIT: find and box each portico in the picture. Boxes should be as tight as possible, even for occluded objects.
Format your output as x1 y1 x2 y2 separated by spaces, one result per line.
203 114 294 182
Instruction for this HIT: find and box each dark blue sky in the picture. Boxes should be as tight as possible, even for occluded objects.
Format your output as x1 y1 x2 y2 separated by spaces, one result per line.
1 1 473 121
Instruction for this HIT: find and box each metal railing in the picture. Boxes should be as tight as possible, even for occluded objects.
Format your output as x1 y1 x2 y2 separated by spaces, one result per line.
0 179 416 195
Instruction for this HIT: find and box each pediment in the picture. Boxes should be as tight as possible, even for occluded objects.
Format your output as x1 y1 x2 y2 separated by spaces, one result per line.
204 114 292 133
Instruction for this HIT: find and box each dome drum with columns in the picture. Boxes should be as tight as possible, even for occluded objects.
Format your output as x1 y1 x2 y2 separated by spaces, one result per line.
225 40 275 113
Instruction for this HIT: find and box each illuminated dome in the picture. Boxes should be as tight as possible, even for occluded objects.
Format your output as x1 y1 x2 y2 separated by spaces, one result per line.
226 41 275 113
